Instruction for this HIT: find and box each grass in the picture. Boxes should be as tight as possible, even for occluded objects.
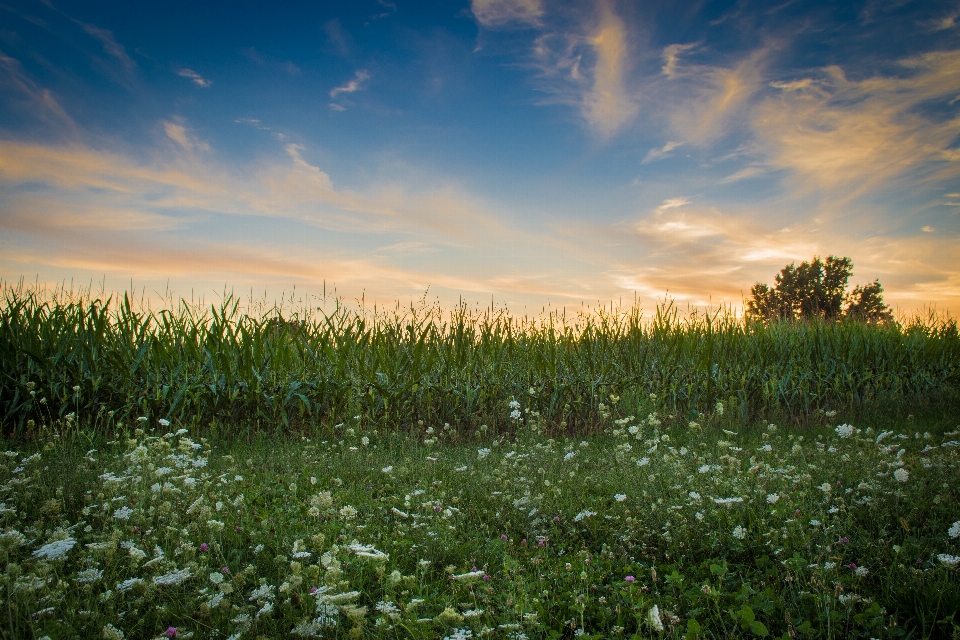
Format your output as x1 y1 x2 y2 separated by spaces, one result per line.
2 284 959 638
1 405 958 639
2 283 959 439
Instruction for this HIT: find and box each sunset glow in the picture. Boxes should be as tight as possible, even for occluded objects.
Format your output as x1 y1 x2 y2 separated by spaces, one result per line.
1 0 958 314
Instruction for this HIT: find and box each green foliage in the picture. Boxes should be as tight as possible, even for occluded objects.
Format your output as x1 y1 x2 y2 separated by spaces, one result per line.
1 283 958 438
2 413 959 638
747 256 893 324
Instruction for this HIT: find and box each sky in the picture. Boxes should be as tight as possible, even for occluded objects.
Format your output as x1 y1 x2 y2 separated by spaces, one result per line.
1 0 959 316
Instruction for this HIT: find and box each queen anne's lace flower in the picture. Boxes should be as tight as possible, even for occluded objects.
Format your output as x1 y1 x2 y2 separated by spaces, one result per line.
33 537 76 560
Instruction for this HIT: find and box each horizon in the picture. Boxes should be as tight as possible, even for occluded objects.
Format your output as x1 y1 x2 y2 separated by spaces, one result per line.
1 0 959 315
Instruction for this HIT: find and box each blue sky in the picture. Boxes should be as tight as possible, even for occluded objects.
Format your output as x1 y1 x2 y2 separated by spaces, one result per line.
1 0 959 315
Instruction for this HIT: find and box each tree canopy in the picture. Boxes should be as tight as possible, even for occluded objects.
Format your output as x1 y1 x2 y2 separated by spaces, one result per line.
746 255 893 323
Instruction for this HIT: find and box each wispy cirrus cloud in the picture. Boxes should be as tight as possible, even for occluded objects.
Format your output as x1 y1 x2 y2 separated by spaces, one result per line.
663 45 772 146
330 69 370 97
523 2 639 139
660 42 697 78
582 3 638 138
77 21 135 74
642 141 683 163
752 50 960 198
471 0 543 29
717 165 767 184
176 68 211 87
0 51 76 133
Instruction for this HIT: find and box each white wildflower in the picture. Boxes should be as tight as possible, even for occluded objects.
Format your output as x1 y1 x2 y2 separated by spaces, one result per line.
113 506 134 520
835 424 854 438
766 493 780 504
732 525 747 540
33 537 76 560
102 623 125 640
936 554 960 567
153 568 192 586
647 604 664 632
74 568 103 583
894 468 909 483
614 494 627 502
949 521 960 539
116 578 143 592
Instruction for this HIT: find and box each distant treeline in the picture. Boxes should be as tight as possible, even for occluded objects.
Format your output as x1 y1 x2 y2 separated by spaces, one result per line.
1 285 958 438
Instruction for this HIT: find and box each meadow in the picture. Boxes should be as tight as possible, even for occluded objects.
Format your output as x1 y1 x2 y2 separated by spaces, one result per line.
1 285 959 639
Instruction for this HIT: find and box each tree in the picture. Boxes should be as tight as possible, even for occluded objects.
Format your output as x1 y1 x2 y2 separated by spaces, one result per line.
746 255 892 323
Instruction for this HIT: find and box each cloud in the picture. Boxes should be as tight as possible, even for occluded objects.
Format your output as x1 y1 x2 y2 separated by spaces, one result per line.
922 225 936 233
176 68 211 88
660 43 697 78
472 0 543 29
717 165 767 183
163 120 210 153
581 4 639 138
752 50 960 196
664 46 771 146
330 70 370 97
642 141 683 163
0 51 76 132
324 19 351 55
78 22 135 75
655 197 690 213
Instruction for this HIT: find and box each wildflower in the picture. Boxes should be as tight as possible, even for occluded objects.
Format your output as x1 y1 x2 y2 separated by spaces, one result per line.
113 506 133 520
688 491 701 501
452 569 485 581
153 568 192 586
199 543 209 552
936 554 960 567
647 604 664 632
478 448 491 459
165 628 178 638
637 457 650 467
0 529 26 551
715 401 724 416
381 466 393 473
361 437 369 446
339 505 358 520
444 628 474 640
949 521 960 539
74 568 103 583
614 494 627 502
732 525 747 540
102 624 125 640
33 537 76 560
854 566 869 577
894 468 909 483
625 575 635 583
819 483 832 494
698 464 711 474
766 493 780 504
116 578 143 592
563 451 576 462
508 399 520 410
159 418 171 427
835 424 854 438
573 509 597 522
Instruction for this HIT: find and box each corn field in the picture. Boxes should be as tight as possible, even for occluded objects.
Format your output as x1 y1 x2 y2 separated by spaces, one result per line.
1 283 958 437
